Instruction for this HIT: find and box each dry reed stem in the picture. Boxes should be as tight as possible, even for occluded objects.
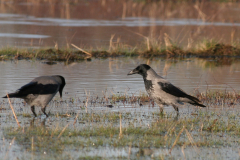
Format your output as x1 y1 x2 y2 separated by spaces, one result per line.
109 34 115 52
146 59 150 65
122 2 126 19
66 31 77 49
31 136 34 151
163 60 172 76
169 125 185 154
71 44 92 56
231 29 235 45
128 143 132 157
185 129 199 153
200 122 203 133
119 112 123 139
164 33 172 48
123 28 150 50
194 4 206 22
187 38 193 49
181 143 187 160
6 94 20 128
57 123 69 139
38 38 42 46
84 89 89 113
51 124 59 138
54 41 58 50
164 122 177 141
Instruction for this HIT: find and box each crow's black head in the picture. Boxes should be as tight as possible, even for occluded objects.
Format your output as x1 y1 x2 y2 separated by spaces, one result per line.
127 64 151 78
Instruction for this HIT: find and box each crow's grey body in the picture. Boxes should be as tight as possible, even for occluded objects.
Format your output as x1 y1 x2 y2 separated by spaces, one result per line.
128 64 205 114
3 75 66 117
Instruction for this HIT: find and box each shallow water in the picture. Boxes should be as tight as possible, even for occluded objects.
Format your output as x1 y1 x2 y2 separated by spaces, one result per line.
1 57 240 99
1 1 240 159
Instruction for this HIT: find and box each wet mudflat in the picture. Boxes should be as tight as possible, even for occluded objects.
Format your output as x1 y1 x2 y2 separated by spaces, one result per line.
1 91 240 159
0 57 240 159
1 0 240 159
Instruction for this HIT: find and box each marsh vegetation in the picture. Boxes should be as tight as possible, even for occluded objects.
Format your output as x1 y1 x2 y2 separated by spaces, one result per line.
1 39 240 61
1 0 240 159
1 90 240 159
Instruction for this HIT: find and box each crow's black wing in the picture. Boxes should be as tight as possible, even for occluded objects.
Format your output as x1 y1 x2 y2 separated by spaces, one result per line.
18 82 59 95
3 82 59 98
158 82 202 104
158 82 189 98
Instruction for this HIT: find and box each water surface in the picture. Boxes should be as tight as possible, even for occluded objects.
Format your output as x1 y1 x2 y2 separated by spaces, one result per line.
1 57 240 99
0 1 240 159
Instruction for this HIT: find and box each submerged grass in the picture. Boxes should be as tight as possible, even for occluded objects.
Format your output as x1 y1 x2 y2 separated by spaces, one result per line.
196 90 240 107
1 39 240 61
4 109 240 153
2 90 240 159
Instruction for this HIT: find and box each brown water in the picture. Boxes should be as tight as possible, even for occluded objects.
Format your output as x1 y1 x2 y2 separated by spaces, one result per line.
0 1 240 48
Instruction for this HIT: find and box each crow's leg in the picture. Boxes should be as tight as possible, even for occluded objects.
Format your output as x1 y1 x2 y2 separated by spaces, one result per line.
31 106 37 117
158 104 164 117
41 106 48 117
30 118 35 127
172 105 179 116
160 107 164 114
173 113 179 121
41 118 46 126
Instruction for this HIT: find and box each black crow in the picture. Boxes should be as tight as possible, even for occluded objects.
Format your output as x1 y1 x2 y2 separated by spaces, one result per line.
128 64 206 114
3 75 66 117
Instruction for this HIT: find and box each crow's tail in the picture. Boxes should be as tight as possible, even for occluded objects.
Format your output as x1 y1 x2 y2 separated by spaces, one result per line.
2 92 20 98
186 95 206 108
190 102 206 108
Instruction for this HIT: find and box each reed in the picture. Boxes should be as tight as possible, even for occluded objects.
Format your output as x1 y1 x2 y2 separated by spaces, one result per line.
6 94 21 128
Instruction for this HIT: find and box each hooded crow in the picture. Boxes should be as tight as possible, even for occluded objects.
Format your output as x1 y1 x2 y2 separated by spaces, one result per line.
128 64 206 114
3 75 66 117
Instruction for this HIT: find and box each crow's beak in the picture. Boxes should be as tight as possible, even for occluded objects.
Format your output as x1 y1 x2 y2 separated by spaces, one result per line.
59 90 63 98
127 69 138 75
59 82 65 98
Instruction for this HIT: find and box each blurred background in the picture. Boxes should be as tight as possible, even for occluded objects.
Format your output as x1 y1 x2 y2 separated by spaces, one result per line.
0 0 239 49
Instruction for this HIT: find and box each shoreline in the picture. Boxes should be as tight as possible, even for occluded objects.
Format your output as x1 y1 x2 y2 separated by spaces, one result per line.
1 41 240 61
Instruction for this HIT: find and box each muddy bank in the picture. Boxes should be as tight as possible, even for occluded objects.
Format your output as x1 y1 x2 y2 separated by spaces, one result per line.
1 42 240 61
